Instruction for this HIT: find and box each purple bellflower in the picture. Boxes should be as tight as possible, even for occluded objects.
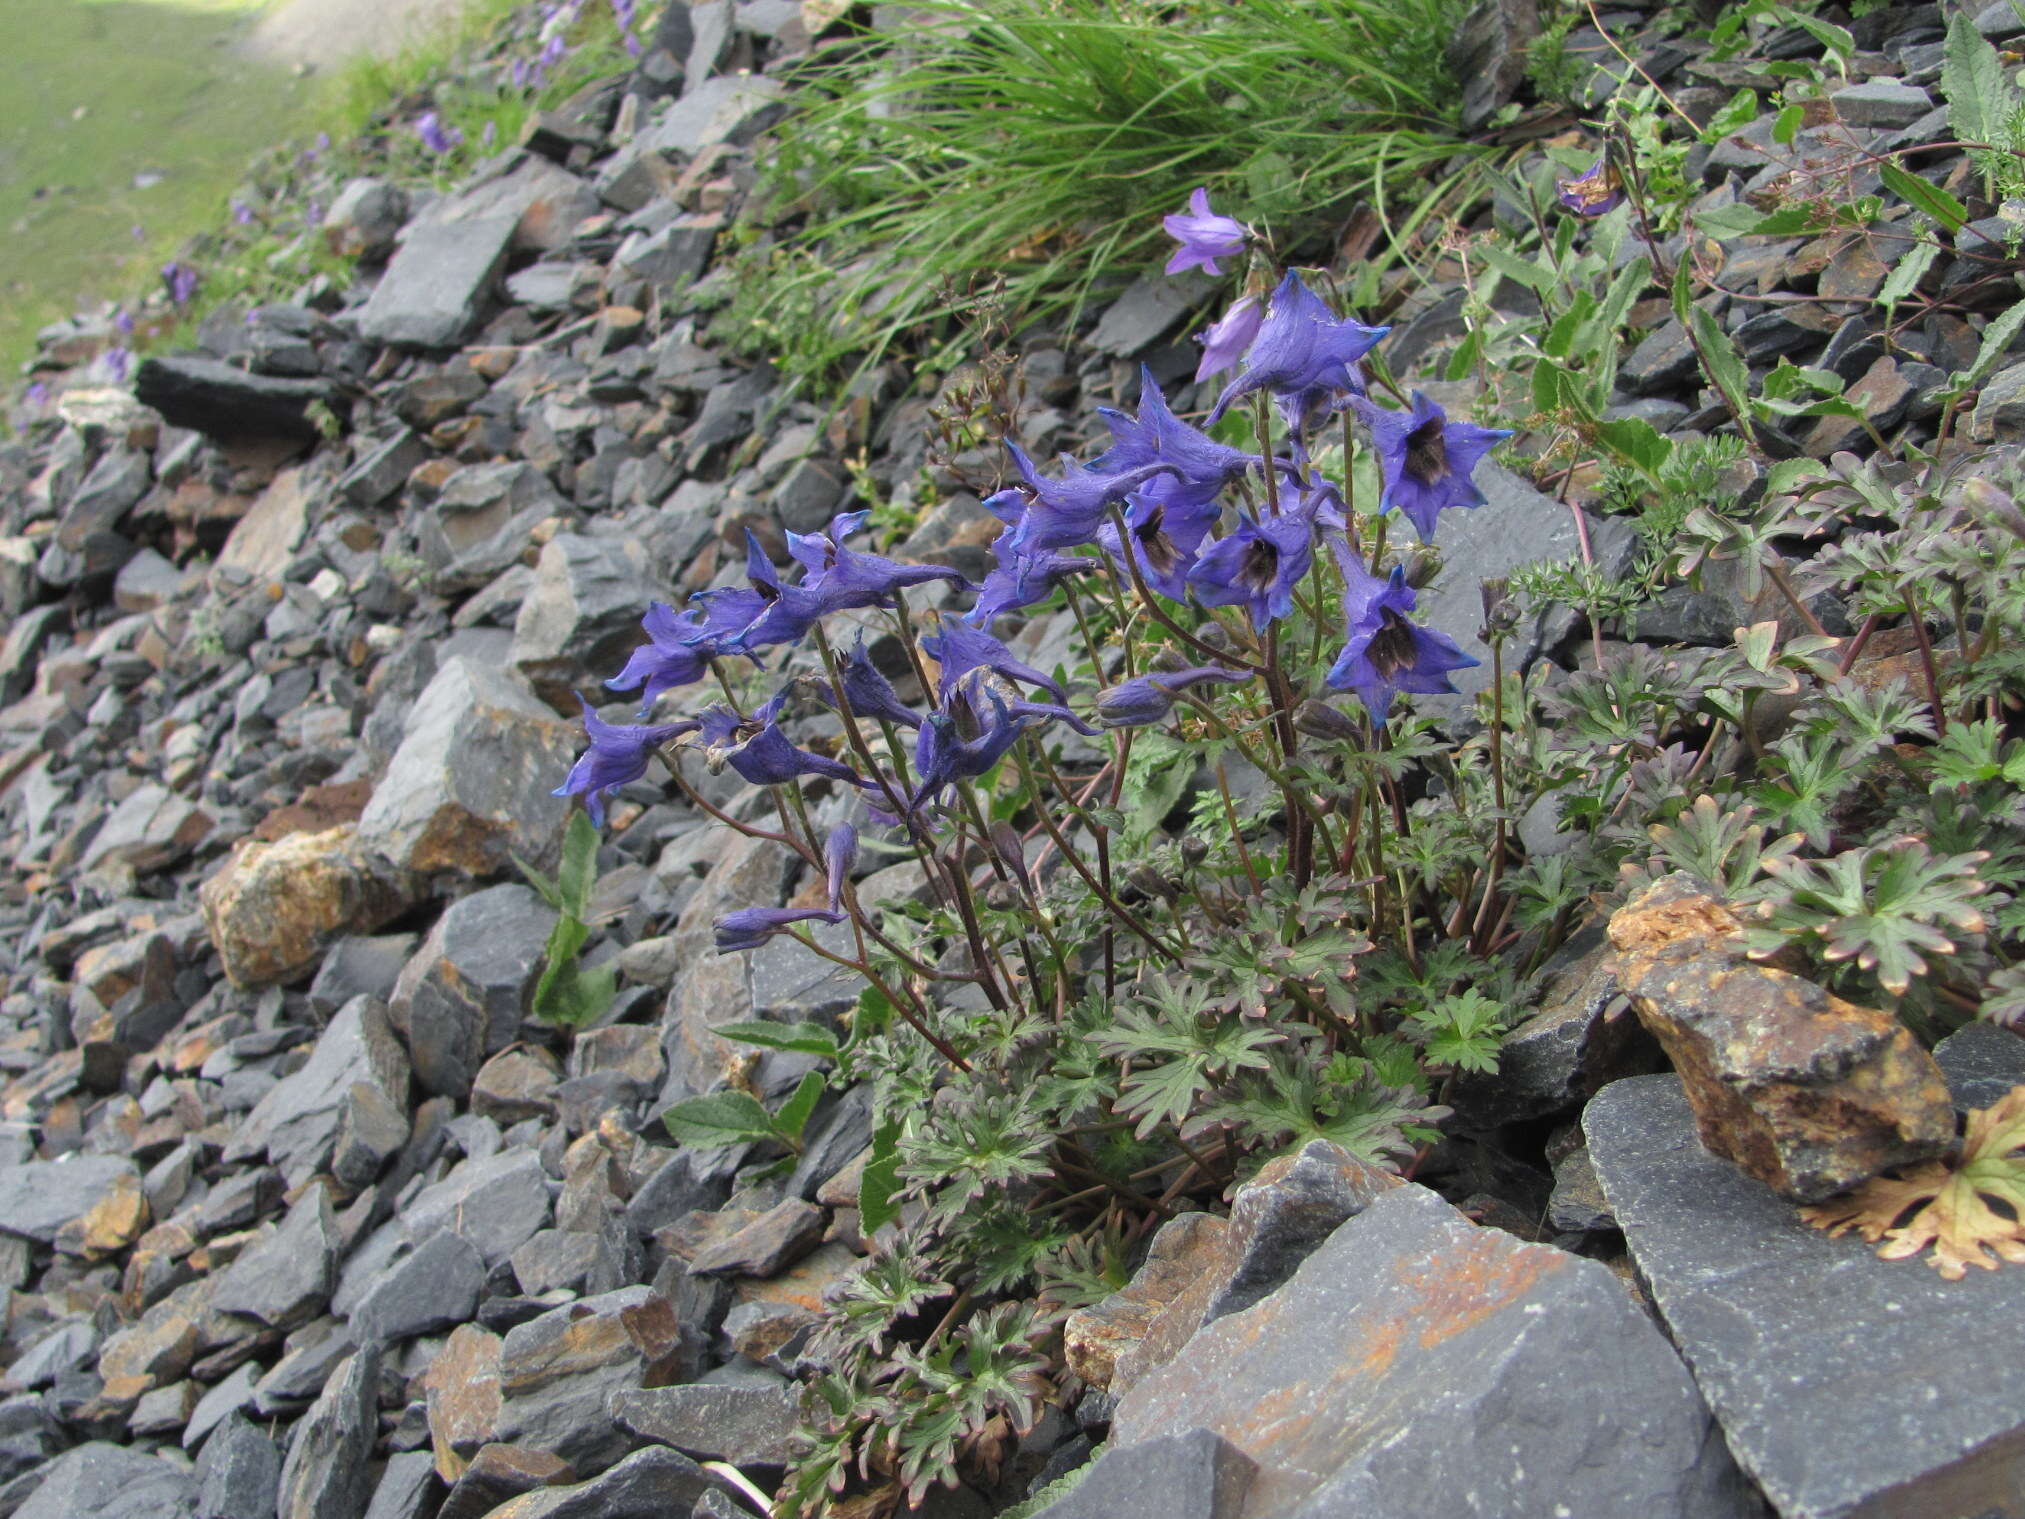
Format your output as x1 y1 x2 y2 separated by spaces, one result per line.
1162 187 1246 276
811 634 925 730
921 619 1069 705
1207 271 1390 427
1095 665 1254 728
713 904 843 952
987 441 1179 556
697 691 864 789
1092 367 1254 498
1557 159 1625 217
1356 391 1513 543
605 602 721 710
1195 294 1264 382
414 111 464 154
969 543 1093 626
786 510 969 608
1187 503 1318 630
1325 558 1478 722
554 699 692 825
1096 478 1221 603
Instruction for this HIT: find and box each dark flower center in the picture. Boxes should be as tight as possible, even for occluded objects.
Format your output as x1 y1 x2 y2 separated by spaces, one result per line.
1135 507 1180 574
1367 610 1420 680
1239 537 1280 592
1403 416 1450 485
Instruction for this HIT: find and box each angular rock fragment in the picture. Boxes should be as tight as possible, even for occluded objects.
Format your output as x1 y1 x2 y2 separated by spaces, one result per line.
494 1287 687 1471
362 1450 443 1519
1608 873 1955 1201
277 1344 380 1519
609 1381 800 1465
210 1186 340 1330
201 825 419 989
356 213 516 349
484 1447 723 1519
1031 1429 1254 1519
437 1443 573 1519
686 1198 825 1277
425 1325 506 1480
80 782 212 874
1066 1212 1227 1391
11 1442 195 1519
350 1229 486 1344
511 534 656 708
389 885 557 1098
0 1154 140 1244
413 460 564 592
133 354 333 444
193 1413 278 1519
1112 1185 1750 1518
1588 1073 2025 1519
226 997 411 1185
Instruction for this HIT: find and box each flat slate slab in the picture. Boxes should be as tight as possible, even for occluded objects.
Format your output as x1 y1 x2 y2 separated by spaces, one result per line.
1586 1074 2025 1519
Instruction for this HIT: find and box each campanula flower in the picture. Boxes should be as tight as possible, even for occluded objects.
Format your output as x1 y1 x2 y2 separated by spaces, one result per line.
1195 294 1264 382
1095 665 1253 728
1355 391 1513 543
714 905 845 953
1096 478 1221 602
161 262 198 306
1162 187 1246 276
987 442 1178 555
968 544 1093 625
414 112 464 154
697 692 864 789
811 634 924 730
605 602 720 710
785 510 969 610
1091 367 1254 501
1557 159 1624 217
922 619 1068 704
1208 271 1390 427
1325 558 1478 721
555 699 692 825
1187 504 1318 630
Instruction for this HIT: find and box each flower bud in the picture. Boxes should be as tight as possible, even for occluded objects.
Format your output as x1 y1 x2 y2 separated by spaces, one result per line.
1126 864 1179 902
1403 546 1441 589
1180 836 1209 867
1294 698 1360 742
1479 577 1520 640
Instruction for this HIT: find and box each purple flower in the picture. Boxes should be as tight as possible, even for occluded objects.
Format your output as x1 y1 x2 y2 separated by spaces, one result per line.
1195 294 1263 382
811 634 924 730
481 121 498 149
130 224 146 243
1096 478 1221 602
714 905 845 953
113 309 135 336
1162 187 1246 277
414 111 464 154
1207 271 1390 427
910 678 1043 811
1557 159 1624 218
786 510 969 608
825 824 857 905
1092 367 1253 496
512 57 532 89
1355 391 1513 544
1186 505 1318 631
540 33 569 67
623 32 643 57
304 200 323 229
1095 665 1253 728
987 441 1178 556
161 261 198 306
554 699 690 824
231 199 256 227
606 602 721 709
1324 558 1478 722
697 692 864 789
921 619 1068 704
969 543 1093 626
24 382 49 408
103 346 132 383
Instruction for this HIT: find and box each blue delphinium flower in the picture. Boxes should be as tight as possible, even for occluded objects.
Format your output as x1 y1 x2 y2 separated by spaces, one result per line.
811 634 924 730
554 699 692 825
714 905 845 952
1091 367 1254 501
1096 478 1222 603
1187 505 1318 630
987 442 1178 556
1325 558 1478 722
606 602 720 711
921 619 1069 704
788 510 969 607
414 111 464 154
1557 159 1624 217
969 545 1093 626
160 262 198 307
1095 665 1253 728
1195 294 1263 382
1162 187 1246 276
1356 391 1513 543
825 824 857 905
697 692 864 788
695 530 824 653
1208 271 1390 427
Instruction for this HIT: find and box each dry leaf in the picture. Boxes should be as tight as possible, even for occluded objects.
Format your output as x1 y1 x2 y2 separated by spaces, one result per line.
1804 1085 2025 1279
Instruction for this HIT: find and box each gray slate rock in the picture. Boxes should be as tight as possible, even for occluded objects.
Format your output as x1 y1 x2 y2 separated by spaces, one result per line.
1832 81 1933 128
356 213 517 349
609 1382 801 1465
494 1287 687 1471
276 1345 380 1519
349 1228 486 1344
687 1197 826 1277
336 1148 554 1317
389 883 557 1098
1032 1429 1253 1519
193 1414 278 1519
511 534 656 706
1088 275 1206 358
361 1452 443 1519
210 1187 340 1330
0 1154 138 1243
482 1447 723 1518
133 355 332 445
226 996 410 1185
338 430 429 509
1112 1183 1751 1519
1446 0 1540 130
13 1443 194 1519
1586 1073 2025 1519
1933 1020 2025 1112
414 460 567 592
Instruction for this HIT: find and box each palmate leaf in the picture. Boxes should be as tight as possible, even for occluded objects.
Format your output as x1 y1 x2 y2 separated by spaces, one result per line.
1805 1086 2025 1278
1752 839 1990 995
1092 986 1282 1138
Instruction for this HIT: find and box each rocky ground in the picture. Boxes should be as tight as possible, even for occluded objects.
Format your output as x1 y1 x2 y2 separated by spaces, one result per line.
4 2 2025 1518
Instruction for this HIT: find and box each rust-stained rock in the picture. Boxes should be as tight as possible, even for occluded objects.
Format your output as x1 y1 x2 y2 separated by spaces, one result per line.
1607 873 1955 1202
1112 1184 1750 1518
494 1287 687 1470
200 823 420 989
427 1324 506 1481
54 1168 150 1258
472 1044 565 1124
1065 1212 1228 1390
1110 1141 1400 1398
438 1443 575 1519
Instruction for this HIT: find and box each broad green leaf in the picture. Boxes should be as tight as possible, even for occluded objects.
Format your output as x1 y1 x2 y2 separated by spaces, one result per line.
1701 88 1760 143
1689 302 1753 422
1694 203 1820 239
1879 241 1941 318
858 1117 904 1234
1788 13 1853 74
1772 101 1805 145
1943 9 2012 147
1880 162 1967 234
1961 297 2025 389
514 853 563 910
1766 457 1831 494
558 810 601 917
1444 326 1484 382
1475 240 1553 293
772 1070 826 1147
663 1090 777 1149
1594 416 1674 477
714 1021 843 1058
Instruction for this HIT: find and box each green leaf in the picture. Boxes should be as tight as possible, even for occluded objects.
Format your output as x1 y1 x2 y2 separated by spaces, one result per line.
773 1070 826 1148
1689 302 1753 422
1444 326 1484 383
1701 88 1760 143
1878 240 1941 318
1766 457 1831 494
514 853 563 910
1943 9 2012 148
1694 203 1821 239
715 1021 842 1057
662 1090 778 1149
1475 240 1553 293
1593 416 1673 478
1962 297 2025 390
558 810 601 917
1880 162 1967 234
858 1117 904 1234
1772 101 1805 145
